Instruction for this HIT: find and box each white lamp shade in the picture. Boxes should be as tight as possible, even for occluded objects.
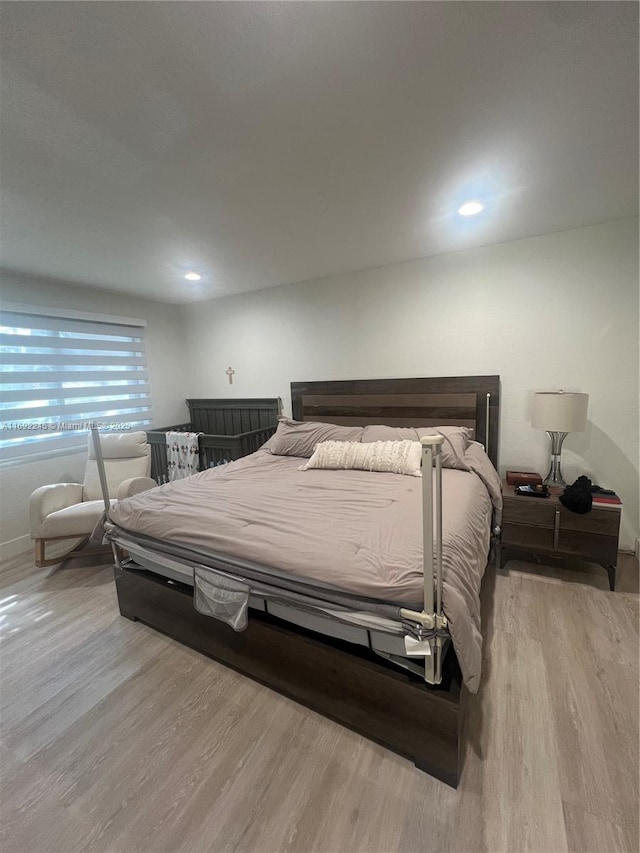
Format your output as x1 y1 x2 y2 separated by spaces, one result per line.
532 392 589 433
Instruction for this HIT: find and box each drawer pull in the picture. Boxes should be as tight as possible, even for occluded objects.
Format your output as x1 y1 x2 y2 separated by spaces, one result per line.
554 508 560 549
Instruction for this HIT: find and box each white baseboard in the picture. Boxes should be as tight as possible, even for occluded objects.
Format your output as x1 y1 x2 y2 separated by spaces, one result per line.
0 534 31 561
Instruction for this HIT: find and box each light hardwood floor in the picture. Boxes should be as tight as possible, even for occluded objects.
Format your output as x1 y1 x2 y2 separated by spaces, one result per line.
1 549 638 853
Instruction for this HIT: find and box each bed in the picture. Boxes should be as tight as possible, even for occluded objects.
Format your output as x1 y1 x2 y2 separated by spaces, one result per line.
105 375 501 787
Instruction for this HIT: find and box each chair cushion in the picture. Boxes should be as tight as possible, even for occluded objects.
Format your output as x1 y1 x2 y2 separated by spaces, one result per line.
83 455 151 501
87 430 149 459
36 500 116 538
83 431 151 500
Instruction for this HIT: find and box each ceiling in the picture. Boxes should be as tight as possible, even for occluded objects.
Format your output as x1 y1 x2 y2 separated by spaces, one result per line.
1 2 638 304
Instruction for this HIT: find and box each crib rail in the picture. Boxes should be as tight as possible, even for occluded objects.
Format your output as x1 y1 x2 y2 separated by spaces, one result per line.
146 398 280 483
146 425 277 483
187 398 280 434
199 426 277 468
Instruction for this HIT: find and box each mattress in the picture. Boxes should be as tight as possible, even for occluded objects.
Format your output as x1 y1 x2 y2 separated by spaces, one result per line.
108 444 501 691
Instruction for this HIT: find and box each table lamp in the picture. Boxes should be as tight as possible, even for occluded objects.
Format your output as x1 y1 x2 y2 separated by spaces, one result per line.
532 391 589 487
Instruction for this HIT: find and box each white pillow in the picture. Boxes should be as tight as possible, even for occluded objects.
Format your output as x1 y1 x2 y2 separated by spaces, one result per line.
300 439 422 477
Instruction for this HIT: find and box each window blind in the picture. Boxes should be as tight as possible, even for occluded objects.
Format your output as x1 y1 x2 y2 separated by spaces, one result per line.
0 307 153 459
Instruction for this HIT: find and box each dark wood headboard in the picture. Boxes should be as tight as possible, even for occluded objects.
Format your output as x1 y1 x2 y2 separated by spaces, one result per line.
291 376 500 467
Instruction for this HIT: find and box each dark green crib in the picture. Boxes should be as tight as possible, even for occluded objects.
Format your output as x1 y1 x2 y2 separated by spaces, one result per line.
147 398 280 483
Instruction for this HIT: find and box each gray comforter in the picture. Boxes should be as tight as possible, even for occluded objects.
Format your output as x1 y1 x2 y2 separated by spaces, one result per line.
109 444 501 692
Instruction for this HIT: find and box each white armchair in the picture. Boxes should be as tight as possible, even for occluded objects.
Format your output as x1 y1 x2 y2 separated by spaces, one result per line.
29 431 156 567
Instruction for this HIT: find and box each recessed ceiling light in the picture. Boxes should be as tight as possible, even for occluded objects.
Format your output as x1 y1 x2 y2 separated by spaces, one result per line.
458 200 485 216
184 271 202 281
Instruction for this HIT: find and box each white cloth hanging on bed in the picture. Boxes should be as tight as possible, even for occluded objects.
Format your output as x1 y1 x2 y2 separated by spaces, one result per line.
166 431 200 481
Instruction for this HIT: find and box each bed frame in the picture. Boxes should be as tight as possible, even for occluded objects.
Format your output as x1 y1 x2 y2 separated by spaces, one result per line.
111 375 500 787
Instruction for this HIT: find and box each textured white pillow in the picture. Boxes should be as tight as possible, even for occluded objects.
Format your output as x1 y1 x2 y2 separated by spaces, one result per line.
300 439 422 477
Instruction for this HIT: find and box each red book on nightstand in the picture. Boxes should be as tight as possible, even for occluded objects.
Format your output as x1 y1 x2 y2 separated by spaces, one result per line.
592 495 622 506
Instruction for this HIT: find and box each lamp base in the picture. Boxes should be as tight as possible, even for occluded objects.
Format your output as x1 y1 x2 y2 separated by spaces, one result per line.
543 470 566 489
543 433 569 489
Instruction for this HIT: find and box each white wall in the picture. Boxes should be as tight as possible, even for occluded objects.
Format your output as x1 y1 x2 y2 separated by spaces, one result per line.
181 218 639 550
2 219 638 556
0 272 188 556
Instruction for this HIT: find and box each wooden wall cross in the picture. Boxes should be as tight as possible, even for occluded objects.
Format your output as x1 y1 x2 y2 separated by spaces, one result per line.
226 366 235 385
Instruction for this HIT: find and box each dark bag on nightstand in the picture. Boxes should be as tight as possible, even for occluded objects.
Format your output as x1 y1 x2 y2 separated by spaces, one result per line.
559 475 592 514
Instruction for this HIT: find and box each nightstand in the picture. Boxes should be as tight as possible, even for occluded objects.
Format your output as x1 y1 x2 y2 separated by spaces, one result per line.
499 479 621 590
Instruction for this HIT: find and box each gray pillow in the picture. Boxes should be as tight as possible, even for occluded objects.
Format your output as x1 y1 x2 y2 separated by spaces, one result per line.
361 425 471 470
268 417 364 458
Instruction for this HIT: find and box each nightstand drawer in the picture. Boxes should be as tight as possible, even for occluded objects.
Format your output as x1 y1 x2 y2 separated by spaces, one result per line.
559 507 621 537
502 500 556 528
502 522 555 550
557 531 619 563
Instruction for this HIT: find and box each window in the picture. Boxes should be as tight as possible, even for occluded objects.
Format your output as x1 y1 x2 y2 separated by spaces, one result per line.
0 305 153 461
